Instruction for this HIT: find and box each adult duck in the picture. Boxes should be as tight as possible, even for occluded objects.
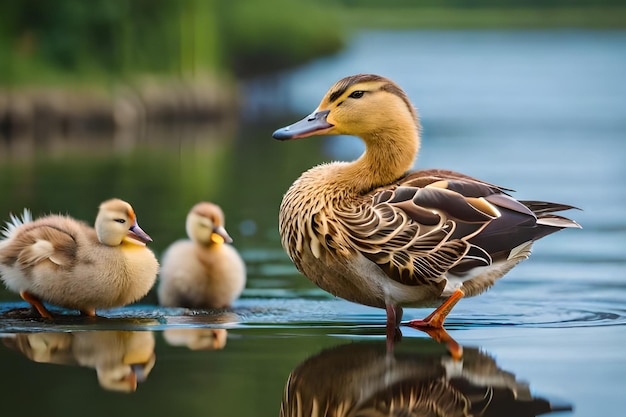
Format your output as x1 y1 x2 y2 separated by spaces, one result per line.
0 198 159 318
273 74 580 355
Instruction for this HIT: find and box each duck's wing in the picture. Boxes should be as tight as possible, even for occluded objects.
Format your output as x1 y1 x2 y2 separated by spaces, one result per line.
330 170 578 286
0 217 80 269
399 168 515 193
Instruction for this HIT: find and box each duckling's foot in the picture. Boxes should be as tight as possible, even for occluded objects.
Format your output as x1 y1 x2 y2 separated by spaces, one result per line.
80 308 97 318
20 291 54 319
406 288 464 329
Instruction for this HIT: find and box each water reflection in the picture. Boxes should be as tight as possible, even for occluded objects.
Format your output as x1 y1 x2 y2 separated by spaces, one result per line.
0 116 237 160
163 327 228 350
281 340 572 417
1 330 155 393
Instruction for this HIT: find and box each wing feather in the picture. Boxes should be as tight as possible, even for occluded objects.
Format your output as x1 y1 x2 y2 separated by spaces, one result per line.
2 223 78 270
308 169 578 287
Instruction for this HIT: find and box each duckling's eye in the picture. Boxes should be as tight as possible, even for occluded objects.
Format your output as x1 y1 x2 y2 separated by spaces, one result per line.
348 91 364 99
114 218 126 224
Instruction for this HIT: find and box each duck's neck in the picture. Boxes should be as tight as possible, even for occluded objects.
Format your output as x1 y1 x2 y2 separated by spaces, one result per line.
335 126 420 193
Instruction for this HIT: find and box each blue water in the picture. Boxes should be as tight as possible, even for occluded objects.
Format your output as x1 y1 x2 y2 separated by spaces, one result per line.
1 30 626 416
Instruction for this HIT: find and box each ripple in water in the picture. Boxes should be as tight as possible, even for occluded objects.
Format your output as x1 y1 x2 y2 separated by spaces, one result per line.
444 299 626 329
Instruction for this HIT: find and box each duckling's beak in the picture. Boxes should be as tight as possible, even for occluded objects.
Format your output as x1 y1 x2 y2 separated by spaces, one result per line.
272 110 333 140
127 223 153 245
211 225 233 244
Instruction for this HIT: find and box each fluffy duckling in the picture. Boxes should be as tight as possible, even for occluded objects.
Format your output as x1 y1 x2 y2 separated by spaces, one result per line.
158 202 246 309
273 74 580 352
0 199 159 318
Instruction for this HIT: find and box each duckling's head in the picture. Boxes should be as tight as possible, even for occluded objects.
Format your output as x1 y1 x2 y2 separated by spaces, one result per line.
186 202 233 246
95 199 153 247
273 74 419 145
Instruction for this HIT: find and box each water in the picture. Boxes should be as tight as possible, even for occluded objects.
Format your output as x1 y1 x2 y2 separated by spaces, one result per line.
1 30 626 416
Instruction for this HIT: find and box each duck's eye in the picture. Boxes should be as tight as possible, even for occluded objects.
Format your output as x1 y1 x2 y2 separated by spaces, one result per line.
114 218 126 224
348 91 364 99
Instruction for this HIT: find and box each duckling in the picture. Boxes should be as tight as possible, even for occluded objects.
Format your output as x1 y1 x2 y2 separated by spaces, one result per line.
158 202 246 309
273 74 580 353
0 199 159 318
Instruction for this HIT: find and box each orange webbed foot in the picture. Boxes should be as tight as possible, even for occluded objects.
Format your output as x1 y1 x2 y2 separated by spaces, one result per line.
406 288 464 329
20 291 54 319
80 308 97 318
405 288 465 359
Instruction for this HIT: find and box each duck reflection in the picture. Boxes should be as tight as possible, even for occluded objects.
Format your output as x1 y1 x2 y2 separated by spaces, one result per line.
163 328 227 350
280 340 572 417
1 330 155 393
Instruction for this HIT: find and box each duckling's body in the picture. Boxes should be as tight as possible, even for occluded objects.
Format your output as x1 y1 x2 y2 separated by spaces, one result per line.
273 74 580 348
158 202 246 309
0 199 159 318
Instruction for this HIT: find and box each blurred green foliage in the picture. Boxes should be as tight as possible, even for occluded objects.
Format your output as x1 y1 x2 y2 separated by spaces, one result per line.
0 0 623 86
341 0 626 6
217 1 343 78
1 0 181 84
339 0 626 29
0 0 344 85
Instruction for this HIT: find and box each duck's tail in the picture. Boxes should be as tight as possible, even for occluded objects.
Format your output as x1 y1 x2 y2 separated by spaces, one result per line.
521 201 582 240
1 209 33 240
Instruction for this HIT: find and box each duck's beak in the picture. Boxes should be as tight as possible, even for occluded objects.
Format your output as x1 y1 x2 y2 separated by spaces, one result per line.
127 223 153 245
272 110 333 140
211 225 233 244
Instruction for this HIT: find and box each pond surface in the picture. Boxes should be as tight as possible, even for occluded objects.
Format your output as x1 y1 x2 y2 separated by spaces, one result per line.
1 30 626 416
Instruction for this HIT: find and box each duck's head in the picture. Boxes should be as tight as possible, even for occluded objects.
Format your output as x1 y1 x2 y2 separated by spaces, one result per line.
186 202 233 246
95 199 153 247
273 74 419 144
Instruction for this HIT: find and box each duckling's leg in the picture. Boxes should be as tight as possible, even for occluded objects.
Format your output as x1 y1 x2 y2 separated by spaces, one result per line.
20 291 54 319
406 288 464 329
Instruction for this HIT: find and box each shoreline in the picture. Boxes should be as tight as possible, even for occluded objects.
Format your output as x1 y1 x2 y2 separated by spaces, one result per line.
0 77 238 139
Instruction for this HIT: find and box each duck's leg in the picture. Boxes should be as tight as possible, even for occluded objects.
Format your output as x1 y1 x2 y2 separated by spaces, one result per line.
406 288 464 329
20 291 54 319
405 288 464 360
385 304 403 352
